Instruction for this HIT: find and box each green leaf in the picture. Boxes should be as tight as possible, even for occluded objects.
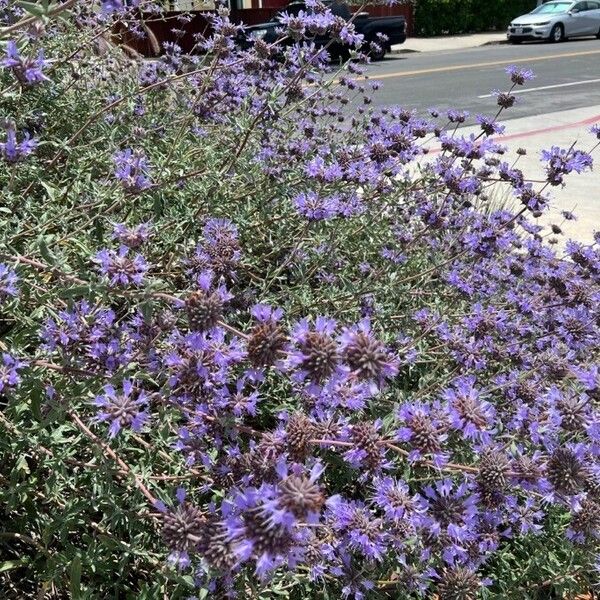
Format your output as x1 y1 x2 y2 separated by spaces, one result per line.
59 285 94 299
15 455 30 475
70 555 82 598
30 381 44 422
40 182 59 203
0 558 29 572
16 1 47 17
38 237 56 266
140 300 153 322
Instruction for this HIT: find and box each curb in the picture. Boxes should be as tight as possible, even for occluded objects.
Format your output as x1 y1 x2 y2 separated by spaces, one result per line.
390 38 508 55
390 48 420 54
481 39 509 46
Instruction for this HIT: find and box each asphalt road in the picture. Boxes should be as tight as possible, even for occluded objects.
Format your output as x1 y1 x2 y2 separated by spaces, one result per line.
361 38 600 119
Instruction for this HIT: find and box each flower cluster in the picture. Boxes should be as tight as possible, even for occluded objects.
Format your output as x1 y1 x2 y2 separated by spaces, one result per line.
1 40 50 86
541 145 593 186
0 353 26 394
0 263 18 301
112 222 153 249
0 121 37 164
186 219 241 280
112 148 153 193
94 246 149 286
94 379 149 438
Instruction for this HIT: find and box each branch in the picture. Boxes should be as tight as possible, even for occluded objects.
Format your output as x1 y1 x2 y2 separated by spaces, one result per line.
68 410 158 506
0 0 79 39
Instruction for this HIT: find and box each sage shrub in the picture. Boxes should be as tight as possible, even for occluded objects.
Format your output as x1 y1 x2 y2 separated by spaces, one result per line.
1 1 600 598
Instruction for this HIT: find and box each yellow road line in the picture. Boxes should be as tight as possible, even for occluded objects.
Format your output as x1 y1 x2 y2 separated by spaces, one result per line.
354 48 600 81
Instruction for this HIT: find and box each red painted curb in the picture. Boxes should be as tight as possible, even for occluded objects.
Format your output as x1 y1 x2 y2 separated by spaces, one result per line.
427 113 600 154
495 113 600 143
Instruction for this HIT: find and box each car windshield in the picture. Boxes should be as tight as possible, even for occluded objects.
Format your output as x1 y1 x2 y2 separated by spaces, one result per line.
530 2 573 13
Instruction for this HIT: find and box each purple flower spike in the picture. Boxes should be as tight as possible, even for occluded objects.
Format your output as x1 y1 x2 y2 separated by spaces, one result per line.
0 263 19 301
0 121 37 164
0 353 26 393
339 319 399 390
293 191 339 221
505 65 535 85
541 145 593 186
94 379 149 438
112 148 153 193
112 222 153 249
95 245 149 287
1 41 50 86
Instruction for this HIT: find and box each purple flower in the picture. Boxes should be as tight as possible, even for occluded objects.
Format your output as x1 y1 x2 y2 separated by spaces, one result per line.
0 263 19 300
203 218 239 246
112 222 152 249
506 496 543 535
185 218 241 279
446 109 469 124
541 145 593 186
162 326 244 394
94 379 149 438
251 303 284 324
222 467 323 578
0 353 26 393
343 420 390 474
39 300 131 373
338 319 398 390
475 115 505 136
1 40 50 85
591 124 600 140
420 479 479 546
285 316 340 386
505 65 535 85
494 91 517 109
95 245 149 286
155 487 209 570
371 477 426 523
396 401 449 464
327 496 388 561
444 376 496 443
381 247 407 264
575 366 599 399
565 498 600 543
112 148 153 192
293 191 338 221
0 121 37 164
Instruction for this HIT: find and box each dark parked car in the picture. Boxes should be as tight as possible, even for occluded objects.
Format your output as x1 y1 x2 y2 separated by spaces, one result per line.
238 1 407 60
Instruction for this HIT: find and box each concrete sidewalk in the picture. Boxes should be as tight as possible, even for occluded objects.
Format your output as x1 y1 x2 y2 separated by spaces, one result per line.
392 32 507 54
456 105 600 244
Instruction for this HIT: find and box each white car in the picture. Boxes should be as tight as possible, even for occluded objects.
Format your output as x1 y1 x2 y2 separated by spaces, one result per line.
507 0 600 43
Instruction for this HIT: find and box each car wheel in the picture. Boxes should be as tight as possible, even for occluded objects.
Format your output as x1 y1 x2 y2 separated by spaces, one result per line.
550 23 564 42
509 39 522 44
